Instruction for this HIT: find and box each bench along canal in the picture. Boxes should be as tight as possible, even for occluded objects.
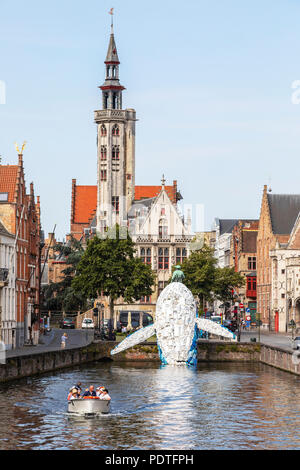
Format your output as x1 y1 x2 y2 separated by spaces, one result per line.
1 361 300 450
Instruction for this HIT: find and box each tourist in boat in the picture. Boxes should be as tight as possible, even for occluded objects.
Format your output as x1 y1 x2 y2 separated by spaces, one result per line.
99 388 111 401
82 385 96 397
96 387 104 397
67 388 79 400
70 389 79 400
72 382 82 395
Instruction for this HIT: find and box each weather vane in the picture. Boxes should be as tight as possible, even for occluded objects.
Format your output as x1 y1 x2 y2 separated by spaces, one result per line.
109 7 114 30
14 141 27 155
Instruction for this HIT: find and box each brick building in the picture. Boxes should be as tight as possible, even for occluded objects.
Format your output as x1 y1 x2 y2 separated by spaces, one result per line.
0 154 41 347
231 220 259 320
257 185 300 330
41 233 68 286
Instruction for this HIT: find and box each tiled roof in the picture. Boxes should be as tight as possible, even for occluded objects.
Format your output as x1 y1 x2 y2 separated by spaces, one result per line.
0 165 19 202
73 185 97 224
135 185 176 203
219 219 239 235
71 183 178 225
267 194 300 235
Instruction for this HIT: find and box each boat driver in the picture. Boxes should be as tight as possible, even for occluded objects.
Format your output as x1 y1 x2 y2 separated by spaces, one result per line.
82 385 97 397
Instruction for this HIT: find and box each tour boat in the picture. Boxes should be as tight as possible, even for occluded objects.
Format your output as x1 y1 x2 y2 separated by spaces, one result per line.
67 397 110 417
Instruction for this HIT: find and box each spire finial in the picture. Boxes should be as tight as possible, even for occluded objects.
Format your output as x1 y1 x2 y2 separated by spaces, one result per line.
161 174 166 188
14 141 27 155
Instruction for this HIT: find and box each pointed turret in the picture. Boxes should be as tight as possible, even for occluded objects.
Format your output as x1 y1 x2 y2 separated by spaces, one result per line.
105 25 120 64
100 24 125 110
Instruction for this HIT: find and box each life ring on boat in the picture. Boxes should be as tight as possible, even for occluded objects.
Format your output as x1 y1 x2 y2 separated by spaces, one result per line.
83 396 100 399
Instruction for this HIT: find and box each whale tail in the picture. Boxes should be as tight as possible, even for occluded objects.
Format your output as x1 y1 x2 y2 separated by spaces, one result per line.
195 317 237 341
110 324 156 355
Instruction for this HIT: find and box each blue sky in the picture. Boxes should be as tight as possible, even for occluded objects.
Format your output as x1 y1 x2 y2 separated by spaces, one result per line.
1 0 300 239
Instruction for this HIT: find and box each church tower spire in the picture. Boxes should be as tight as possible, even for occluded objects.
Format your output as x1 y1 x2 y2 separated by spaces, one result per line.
95 16 136 233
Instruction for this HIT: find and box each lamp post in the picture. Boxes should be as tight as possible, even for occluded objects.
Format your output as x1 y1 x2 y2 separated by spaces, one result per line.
289 319 296 341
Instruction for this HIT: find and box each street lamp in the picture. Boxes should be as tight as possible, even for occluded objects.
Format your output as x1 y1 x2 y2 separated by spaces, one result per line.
289 319 296 340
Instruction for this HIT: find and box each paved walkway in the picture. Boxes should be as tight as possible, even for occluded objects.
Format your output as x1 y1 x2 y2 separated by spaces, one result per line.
240 329 295 352
6 328 95 358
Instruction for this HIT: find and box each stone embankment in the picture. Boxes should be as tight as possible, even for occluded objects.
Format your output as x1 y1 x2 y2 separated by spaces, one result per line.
1 340 300 383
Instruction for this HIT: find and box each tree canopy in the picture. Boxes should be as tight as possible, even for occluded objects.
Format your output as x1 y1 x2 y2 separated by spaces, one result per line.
179 245 245 312
72 225 156 319
41 236 88 312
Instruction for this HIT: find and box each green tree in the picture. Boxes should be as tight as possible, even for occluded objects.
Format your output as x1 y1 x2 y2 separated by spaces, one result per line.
180 245 245 313
72 225 156 323
213 266 245 304
42 236 88 312
180 245 217 312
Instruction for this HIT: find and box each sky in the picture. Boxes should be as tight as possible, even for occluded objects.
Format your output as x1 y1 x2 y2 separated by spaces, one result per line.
1 0 300 239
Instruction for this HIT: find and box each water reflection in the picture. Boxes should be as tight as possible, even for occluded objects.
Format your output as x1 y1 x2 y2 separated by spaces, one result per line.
0 362 300 449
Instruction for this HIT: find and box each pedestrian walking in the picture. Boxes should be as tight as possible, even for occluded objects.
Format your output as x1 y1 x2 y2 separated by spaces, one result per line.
61 332 68 349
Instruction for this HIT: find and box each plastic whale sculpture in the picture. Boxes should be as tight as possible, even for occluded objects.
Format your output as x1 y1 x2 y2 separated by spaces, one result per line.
111 274 237 366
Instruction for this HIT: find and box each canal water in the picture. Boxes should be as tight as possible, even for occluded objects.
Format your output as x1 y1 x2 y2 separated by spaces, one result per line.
0 361 300 450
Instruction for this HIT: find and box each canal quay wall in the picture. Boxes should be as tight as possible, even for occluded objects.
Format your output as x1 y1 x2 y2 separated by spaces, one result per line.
260 344 300 376
1 340 300 383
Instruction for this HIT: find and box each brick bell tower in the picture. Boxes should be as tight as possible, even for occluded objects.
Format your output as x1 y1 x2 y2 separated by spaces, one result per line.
95 19 136 233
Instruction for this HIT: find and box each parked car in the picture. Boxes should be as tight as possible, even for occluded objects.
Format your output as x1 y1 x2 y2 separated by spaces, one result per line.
223 320 236 333
292 336 300 350
60 318 75 329
82 318 95 329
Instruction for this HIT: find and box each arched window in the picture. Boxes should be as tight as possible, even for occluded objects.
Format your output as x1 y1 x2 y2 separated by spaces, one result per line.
158 218 168 239
101 146 107 160
101 125 107 136
112 124 119 136
112 146 120 160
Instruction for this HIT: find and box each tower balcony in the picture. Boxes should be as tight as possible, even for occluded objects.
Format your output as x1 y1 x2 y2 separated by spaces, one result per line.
94 109 136 123
94 109 127 123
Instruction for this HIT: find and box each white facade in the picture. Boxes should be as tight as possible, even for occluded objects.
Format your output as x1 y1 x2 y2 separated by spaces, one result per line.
212 218 233 268
0 227 16 349
270 247 300 332
131 184 193 303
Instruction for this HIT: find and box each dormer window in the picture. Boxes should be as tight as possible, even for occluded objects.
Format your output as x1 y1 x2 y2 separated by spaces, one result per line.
0 193 8 202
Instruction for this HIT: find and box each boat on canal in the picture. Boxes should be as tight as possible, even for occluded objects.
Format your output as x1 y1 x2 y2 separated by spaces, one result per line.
67 398 110 417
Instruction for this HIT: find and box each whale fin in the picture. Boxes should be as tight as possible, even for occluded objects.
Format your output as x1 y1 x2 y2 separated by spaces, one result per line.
195 318 237 341
110 324 156 355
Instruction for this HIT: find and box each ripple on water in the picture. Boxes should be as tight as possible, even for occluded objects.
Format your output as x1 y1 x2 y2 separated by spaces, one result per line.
1 362 300 449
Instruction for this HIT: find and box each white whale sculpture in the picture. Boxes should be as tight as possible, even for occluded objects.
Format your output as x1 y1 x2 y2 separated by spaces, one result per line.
111 282 237 366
